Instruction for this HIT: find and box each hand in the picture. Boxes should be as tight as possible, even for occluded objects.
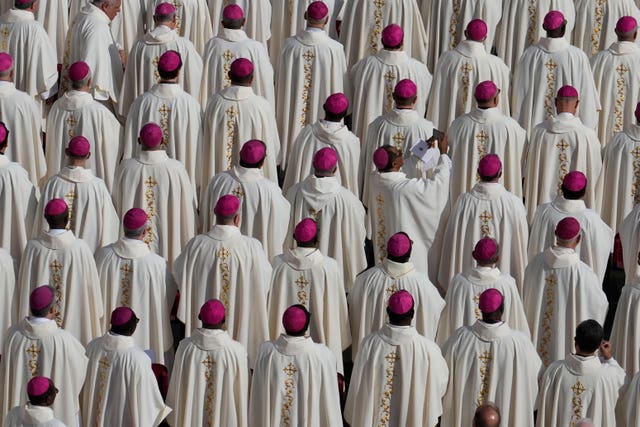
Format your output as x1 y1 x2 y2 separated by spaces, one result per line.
437 133 449 155
119 49 126 69
599 341 612 360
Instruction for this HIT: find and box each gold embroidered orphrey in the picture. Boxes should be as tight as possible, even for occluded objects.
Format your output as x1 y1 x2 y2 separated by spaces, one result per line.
539 274 556 367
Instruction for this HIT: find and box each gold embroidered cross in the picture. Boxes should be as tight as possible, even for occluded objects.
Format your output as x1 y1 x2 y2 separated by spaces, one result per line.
26 343 40 376
616 64 629 76
283 362 298 376
461 62 473 74
217 247 230 261
556 140 570 151
479 351 493 364
479 210 493 223
50 259 63 274
65 115 77 138
302 50 316 62
384 351 398 364
385 283 398 297
144 176 158 188
120 264 132 275
545 59 558 72
479 210 492 237
158 104 171 118
225 106 238 120
383 70 395 82
373 0 385 9
202 354 216 370
632 146 640 159
295 275 310 306
99 356 111 369
308 208 318 219
222 49 235 63
295 275 309 288
232 186 245 199
392 132 405 149
158 103 171 146
545 275 557 287
476 130 489 144
571 381 586 395
26 343 41 359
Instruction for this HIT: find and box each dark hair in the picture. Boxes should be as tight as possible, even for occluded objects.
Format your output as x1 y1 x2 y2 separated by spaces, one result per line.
158 59 182 80
379 145 402 172
230 73 252 85
111 315 139 336
28 381 57 406
387 307 414 324
575 319 603 353
561 185 586 200
44 210 69 229
222 17 243 29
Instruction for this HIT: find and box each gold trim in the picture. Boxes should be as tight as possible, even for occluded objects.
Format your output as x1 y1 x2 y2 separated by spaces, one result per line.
383 70 395 112
375 193 387 263
391 131 405 151
26 343 41 377
95 356 111 427
449 0 461 49
217 247 231 310
202 355 217 425
461 62 473 108
158 103 171 148
143 176 158 245
526 0 536 45
300 50 316 126
544 59 558 118
119 263 132 306
0 27 9 52
378 350 398 425
65 115 77 139
225 106 238 170
556 139 570 194
631 146 640 204
479 210 492 237
172 0 183 35
368 0 385 55
64 189 76 231
222 49 236 88
294 275 310 306
570 380 586 426
477 351 492 406
539 275 556 367
590 0 606 55
49 259 64 327
614 64 628 133
281 362 298 427
152 56 160 82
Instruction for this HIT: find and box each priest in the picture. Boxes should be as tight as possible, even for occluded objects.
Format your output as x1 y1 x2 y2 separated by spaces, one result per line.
436 237 530 346
573 0 640 55
249 305 343 426
435 154 528 291
173 194 272 365
166 299 248 427
345 290 447 427
146 0 212 52
3 377 65 427
81 307 172 426
268 218 350 374
275 1 346 168
200 139 290 260
523 217 608 367
349 24 431 143
285 148 367 293
94 208 177 365
122 50 202 189
427 19 511 133
201 57 280 190
17 199 104 345
348 232 445 359
523 85 602 221
45 61 123 191
112 122 198 268
283 94 360 196
441 288 542 427
213 0 270 46
118 8 203 117
200 4 274 108
448 80 526 202
1 285 88 427
529 171 614 284
512 11 600 133
610 252 640 374
535 320 625 427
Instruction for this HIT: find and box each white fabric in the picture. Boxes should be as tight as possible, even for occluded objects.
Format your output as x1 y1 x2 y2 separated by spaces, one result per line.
0 248 15 348
348 259 445 359
573 0 640 55
146 0 213 52
248 334 342 426
616 367 640 426
166 328 249 427
345 323 448 427
523 246 609 368
0 318 88 427
268 247 350 374
4 404 66 427
610 277 640 375
31 0 69 63
441 321 542 427
619 203 640 281
95 237 177 364
108 0 144 59
17 230 104 345
214 0 270 45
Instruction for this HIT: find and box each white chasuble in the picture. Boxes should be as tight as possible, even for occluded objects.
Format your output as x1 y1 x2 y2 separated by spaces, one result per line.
200 165 290 260
610 276 640 375
0 318 88 427
348 259 445 359
619 204 640 281
17 230 104 345
441 321 542 427
345 324 448 427
268 247 350 374
31 0 69 63
95 237 177 364
4 404 66 426
616 367 640 426
573 0 640 55
166 329 249 427
108 0 144 60
0 248 15 345
523 246 608 368
146 0 213 52
173 224 272 365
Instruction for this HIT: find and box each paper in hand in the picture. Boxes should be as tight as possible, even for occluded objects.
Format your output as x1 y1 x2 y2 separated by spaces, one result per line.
410 139 439 170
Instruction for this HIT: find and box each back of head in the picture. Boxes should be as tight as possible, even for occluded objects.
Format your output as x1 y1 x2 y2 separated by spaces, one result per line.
386 290 414 325
110 307 139 336
561 171 587 200
477 154 502 182
0 53 12 81
305 1 328 26
27 377 57 407
214 194 241 225
153 2 176 25
14 0 36 10
373 145 402 172
575 319 603 354
157 50 182 81
43 198 69 229
615 16 638 41
282 305 311 336
473 403 501 427
543 10 567 38
221 4 244 29
229 57 254 86
0 121 8 151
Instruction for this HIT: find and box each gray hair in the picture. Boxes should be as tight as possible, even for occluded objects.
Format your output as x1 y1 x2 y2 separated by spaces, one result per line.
70 72 92 90
124 224 146 238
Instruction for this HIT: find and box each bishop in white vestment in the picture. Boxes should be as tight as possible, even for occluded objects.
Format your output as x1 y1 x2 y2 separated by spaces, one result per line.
213 0 271 46
4 377 66 427
441 289 542 427
146 0 213 52
523 217 609 367
345 290 448 427
573 0 640 55
610 260 640 375
166 299 248 427
348 233 445 359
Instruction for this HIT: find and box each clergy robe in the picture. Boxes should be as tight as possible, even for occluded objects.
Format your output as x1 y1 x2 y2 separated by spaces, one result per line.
345 323 448 427
268 247 350 374
30 0 68 63
200 165 290 260
0 153 37 264
436 266 529 346
338 0 428 69
4 404 65 427
0 81 45 186
619 203 640 280
536 354 625 427
95 237 177 364
17 230 104 345
523 246 608 367
81 333 172 426
45 89 123 190
112 150 198 268
108 0 144 59
610 272 640 375
0 9 57 102
573 0 640 56
435 181 528 291
512 37 600 133
118 25 203 117
596 125 640 232
282 120 361 196
173 224 272 364
0 317 88 427
591 41 640 145
275 29 346 168
441 320 542 427
32 166 119 253
285 174 367 293
348 259 445 359
616 368 640 426
426 39 511 133
0 248 15 347
523 113 602 221
201 85 280 190
361 108 436 202
349 49 431 143
448 106 527 202
166 328 248 427
123 83 202 189
146 0 213 52
215 0 270 45
63 4 123 104
248 334 342 426
528 196 614 284
199 27 274 108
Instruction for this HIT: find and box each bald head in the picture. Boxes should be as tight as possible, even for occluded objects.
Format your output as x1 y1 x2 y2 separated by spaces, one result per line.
473 403 501 427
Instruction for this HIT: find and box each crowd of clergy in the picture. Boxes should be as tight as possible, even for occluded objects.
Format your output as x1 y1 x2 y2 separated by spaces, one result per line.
5 0 640 423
